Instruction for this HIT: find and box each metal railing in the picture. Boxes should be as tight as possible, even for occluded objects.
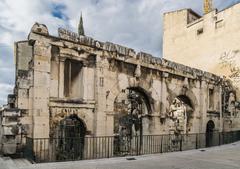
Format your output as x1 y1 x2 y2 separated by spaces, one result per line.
24 131 240 163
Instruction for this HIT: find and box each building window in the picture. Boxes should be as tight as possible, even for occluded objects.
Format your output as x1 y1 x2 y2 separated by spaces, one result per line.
208 89 214 110
197 28 204 35
64 59 83 97
99 77 104 87
215 20 224 29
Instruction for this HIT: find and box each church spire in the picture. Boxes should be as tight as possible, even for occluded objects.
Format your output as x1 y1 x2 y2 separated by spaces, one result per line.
78 12 85 36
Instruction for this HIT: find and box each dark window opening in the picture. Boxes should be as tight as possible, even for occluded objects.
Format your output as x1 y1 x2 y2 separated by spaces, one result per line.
215 20 224 29
209 89 214 110
50 46 59 97
99 77 104 87
197 28 203 35
206 120 215 147
64 59 83 98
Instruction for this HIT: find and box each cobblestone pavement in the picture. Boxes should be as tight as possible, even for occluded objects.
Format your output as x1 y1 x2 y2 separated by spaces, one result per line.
2 141 240 169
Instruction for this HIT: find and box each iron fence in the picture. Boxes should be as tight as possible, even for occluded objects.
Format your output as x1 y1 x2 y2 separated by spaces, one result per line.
24 130 240 163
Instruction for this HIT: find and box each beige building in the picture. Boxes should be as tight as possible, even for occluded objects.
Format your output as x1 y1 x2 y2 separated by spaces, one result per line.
163 3 240 87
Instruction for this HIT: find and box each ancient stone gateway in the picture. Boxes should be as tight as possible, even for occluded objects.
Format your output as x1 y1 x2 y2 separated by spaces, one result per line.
2 22 240 160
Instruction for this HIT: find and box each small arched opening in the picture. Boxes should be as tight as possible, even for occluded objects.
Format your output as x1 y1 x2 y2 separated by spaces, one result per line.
177 95 194 130
56 114 86 160
206 120 215 147
169 95 194 134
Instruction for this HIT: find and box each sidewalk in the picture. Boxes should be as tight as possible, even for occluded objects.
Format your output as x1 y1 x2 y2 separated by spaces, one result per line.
2 141 240 169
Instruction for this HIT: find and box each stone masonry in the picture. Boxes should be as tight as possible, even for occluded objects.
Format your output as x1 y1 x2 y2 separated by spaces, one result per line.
1 11 240 155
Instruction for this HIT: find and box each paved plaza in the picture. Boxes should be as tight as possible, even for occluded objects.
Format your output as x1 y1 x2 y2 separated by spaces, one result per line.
1 141 240 169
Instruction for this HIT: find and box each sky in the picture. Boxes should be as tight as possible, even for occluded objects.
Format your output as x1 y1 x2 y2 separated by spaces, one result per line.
0 0 240 106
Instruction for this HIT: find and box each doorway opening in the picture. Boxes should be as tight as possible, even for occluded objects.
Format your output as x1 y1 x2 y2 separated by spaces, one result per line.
113 87 151 155
206 120 215 147
56 114 86 160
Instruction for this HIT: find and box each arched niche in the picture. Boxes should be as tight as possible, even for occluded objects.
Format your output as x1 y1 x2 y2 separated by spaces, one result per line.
55 114 87 160
169 94 195 134
113 87 153 136
206 120 215 147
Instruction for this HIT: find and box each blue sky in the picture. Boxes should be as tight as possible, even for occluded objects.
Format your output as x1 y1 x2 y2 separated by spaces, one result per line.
0 0 240 105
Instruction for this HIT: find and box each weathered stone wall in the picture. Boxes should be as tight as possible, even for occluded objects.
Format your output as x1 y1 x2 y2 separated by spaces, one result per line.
5 20 237 146
17 23 227 139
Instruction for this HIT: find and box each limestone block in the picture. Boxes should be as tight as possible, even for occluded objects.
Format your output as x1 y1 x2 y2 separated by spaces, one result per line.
33 71 50 87
118 73 129 91
3 126 15 135
18 88 28 98
151 80 161 100
33 87 49 99
2 144 16 154
2 110 21 117
2 117 17 126
50 79 59 97
16 42 33 71
33 123 49 138
60 48 79 57
34 55 51 72
34 44 51 57
105 115 114 136
32 116 49 138
17 97 29 110
32 106 49 117
17 78 30 89
30 23 49 35
82 68 95 100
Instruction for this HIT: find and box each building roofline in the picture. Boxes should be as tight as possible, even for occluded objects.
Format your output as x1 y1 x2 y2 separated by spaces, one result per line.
15 40 28 44
187 9 201 18
28 28 222 82
164 2 240 18
164 8 201 18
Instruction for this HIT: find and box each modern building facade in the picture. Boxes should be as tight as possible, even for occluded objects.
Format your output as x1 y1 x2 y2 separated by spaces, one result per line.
163 3 240 87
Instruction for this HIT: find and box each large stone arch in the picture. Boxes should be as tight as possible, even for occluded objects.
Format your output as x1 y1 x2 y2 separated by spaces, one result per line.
113 86 153 135
112 86 154 155
106 78 155 113
50 108 89 137
168 87 198 134
58 114 87 137
50 113 87 160
127 86 154 113
168 87 198 110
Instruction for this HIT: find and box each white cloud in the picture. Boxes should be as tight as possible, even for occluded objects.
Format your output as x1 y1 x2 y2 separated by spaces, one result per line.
0 83 13 105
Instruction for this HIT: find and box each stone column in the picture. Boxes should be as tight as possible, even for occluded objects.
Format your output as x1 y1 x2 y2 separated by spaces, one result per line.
32 41 51 139
197 80 203 133
200 80 208 133
93 55 108 136
58 57 65 98
160 72 169 134
161 72 169 118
